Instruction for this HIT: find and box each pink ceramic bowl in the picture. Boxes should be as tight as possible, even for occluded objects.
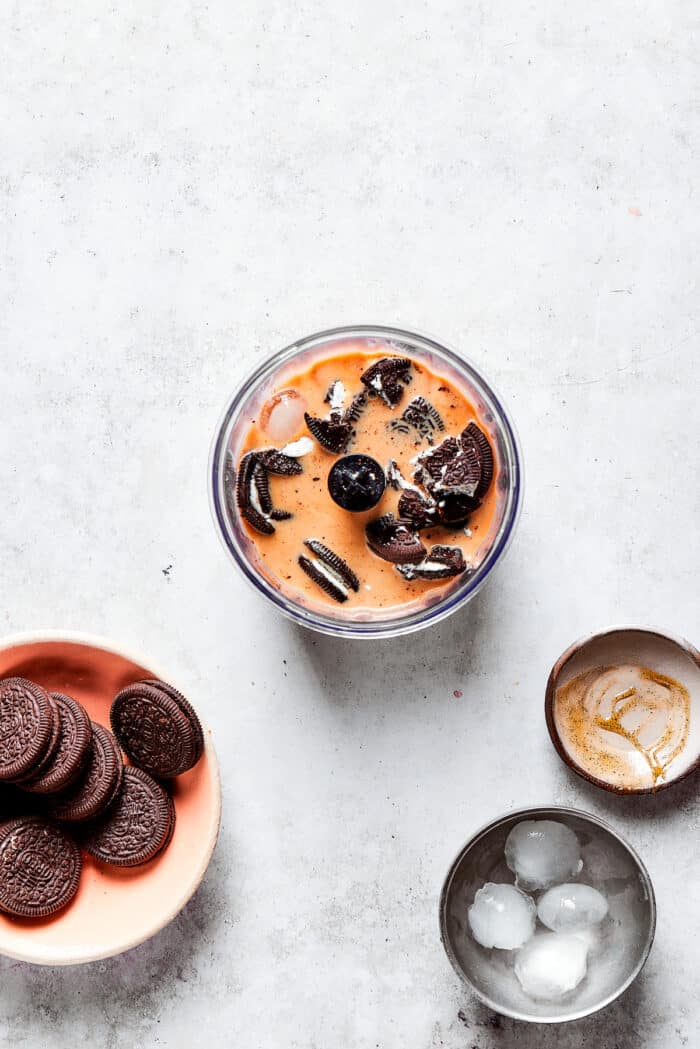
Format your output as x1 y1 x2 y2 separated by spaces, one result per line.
0 631 221 965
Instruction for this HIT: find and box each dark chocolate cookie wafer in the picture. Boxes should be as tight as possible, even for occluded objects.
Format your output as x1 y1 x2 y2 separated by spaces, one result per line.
47 722 123 822
303 412 352 454
235 451 275 535
0 816 82 917
81 766 175 867
0 678 55 782
111 680 203 778
461 421 494 498
360 357 412 407
365 513 427 564
14 693 61 784
395 544 468 580
139 679 204 764
23 693 93 795
397 489 438 530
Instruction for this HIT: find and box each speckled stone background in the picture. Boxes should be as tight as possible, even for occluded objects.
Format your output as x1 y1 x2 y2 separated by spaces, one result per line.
1 1 699 1046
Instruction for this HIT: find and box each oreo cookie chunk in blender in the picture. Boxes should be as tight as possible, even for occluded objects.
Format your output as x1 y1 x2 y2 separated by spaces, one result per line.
227 339 501 614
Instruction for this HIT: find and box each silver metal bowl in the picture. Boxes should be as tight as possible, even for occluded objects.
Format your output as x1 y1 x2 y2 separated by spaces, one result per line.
439 806 656 1023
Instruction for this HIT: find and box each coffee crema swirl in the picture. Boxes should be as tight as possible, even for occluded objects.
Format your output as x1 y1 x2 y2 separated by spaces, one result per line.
554 664 691 790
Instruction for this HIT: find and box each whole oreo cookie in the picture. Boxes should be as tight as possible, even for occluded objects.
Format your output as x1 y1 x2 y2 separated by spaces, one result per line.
81 766 175 867
110 679 203 778
47 722 123 822
14 693 62 785
140 678 205 762
23 693 93 795
0 678 55 782
0 816 82 918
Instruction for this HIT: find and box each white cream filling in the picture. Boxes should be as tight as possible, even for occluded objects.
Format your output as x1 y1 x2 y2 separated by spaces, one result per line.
385 460 425 496
281 436 314 457
310 556 348 596
327 380 346 411
249 479 271 521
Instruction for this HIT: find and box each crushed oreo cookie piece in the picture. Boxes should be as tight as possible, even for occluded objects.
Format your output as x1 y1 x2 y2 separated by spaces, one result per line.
303 539 360 592
298 555 348 603
252 460 273 515
395 544 467 581
365 513 427 564
390 396 445 443
344 390 368 423
324 380 347 417
413 436 459 490
441 441 481 494
235 452 275 535
304 413 353 454
235 447 302 534
461 421 494 497
384 459 430 495
413 434 481 498
398 489 439 529
257 448 304 476
360 357 412 407
437 492 481 527
385 459 405 491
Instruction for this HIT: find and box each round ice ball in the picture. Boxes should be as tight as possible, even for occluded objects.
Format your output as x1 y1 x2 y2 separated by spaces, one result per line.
504 820 582 891
537 883 608 933
260 389 308 442
514 932 588 1000
467 882 536 950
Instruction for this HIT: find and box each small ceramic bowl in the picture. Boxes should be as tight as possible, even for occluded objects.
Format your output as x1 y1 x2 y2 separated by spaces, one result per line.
439 806 656 1023
546 626 700 795
0 631 221 965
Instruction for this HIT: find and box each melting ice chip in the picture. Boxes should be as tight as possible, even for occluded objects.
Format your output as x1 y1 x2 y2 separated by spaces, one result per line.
467 882 536 950
537 883 608 933
260 389 308 442
514 932 588 999
505 820 582 891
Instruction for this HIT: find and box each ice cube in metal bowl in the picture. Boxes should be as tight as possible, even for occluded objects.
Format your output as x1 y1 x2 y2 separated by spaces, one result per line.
439 806 656 1023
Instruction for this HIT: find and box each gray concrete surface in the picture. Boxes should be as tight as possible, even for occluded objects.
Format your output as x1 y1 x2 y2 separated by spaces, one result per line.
1 0 698 1045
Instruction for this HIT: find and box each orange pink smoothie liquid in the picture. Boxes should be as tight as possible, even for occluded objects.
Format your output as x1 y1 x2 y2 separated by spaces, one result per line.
236 343 503 615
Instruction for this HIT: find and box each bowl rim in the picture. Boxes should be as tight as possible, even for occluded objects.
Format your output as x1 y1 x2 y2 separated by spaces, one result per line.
545 624 700 796
0 629 222 966
208 323 523 639
438 804 657 1024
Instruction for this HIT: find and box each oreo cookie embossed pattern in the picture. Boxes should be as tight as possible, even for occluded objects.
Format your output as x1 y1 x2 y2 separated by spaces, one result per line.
0 674 205 919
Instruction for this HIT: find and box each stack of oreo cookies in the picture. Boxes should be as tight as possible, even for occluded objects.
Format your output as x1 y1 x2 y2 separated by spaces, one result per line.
0 676 204 919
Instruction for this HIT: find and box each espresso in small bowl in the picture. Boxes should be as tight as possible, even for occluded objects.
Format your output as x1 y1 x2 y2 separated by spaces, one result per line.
546 627 700 794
